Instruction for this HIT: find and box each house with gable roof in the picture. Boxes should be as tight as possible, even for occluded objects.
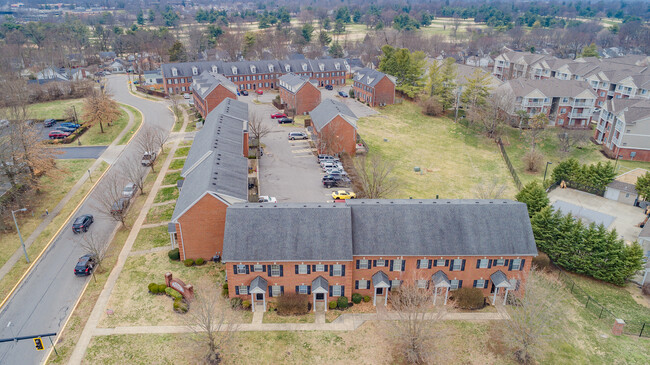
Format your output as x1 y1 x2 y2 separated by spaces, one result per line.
191 71 239 118
352 68 395 107
278 73 321 115
310 99 358 156
594 98 650 161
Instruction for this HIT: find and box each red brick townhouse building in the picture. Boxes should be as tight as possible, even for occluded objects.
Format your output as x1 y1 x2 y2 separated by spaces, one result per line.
191 71 238 119
352 68 396 107
170 98 250 260
310 99 358 156
222 200 537 311
278 73 321 115
496 78 597 128
161 58 349 95
594 98 650 161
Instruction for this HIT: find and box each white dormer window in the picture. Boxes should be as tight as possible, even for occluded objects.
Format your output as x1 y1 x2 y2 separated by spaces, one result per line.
335 63 340 70
192 66 198 76
232 66 238 75
268 64 274 72
250 65 256 73
302 63 308 71
318 63 324 71
211 65 218 73
171 67 178 77
285 64 291 72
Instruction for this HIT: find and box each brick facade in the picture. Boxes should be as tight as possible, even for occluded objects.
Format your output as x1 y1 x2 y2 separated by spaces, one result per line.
353 75 395 107
193 84 238 119
176 194 228 261
314 115 357 156
279 82 321 115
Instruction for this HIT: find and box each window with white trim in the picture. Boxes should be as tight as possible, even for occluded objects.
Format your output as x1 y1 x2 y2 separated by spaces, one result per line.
332 264 343 276
391 279 401 288
271 285 281 297
270 265 281 277
358 259 369 269
358 279 367 288
253 264 264 272
495 259 505 266
239 286 248 295
436 259 446 267
298 264 308 274
332 285 342 296
236 264 247 274
392 259 402 271
315 264 325 272
452 259 463 271
450 280 460 290
418 259 430 269
376 259 386 267
511 259 522 270
417 280 428 289
298 285 308 294
475 279 485 288
478 259 489 269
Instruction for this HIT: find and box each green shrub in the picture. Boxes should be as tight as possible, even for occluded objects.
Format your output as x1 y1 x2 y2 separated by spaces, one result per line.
230 297 243 309
337 296 349 310
363 295 371 302
222 283 228 290
196 258 205 265
329 301 338 309
157 284 167 293
173 298 188 313
183 258 194 267
148 283 158 294
242 300 251 310
276 293 309 315
351 293 363 304
454 287 485 310
221 288 229 298
167 248 180 261
165 287 183 300
532 252 551 271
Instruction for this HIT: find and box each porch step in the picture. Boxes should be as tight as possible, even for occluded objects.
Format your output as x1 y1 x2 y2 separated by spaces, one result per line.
252 311 263 324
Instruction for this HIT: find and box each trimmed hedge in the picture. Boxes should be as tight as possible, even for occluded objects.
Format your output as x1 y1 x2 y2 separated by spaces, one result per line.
165 287 183 300
157 284 167 293
173 298 188 313
337 296 349 310
242 300 251 310
168 248 180 261
363 295 371 302
148 283 158 293
183 258 195 267
351 293 363 304
329 301 338 309
196 258 205 265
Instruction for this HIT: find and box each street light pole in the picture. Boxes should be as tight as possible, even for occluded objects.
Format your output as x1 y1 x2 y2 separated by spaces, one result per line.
11 208 29 263
543 161 553 184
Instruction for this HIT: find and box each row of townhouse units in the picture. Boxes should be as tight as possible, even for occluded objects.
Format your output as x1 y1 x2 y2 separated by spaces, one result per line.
161 58 350 95
277 73 322 115
191 72 239 118
222 200 537 311
594 98 650 162
351 68 396 107
493 50 650 109
496 78 597 128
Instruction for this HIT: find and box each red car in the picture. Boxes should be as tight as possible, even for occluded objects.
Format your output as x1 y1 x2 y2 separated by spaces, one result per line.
256 89 263 95
49 130 71 139
271 112 287 119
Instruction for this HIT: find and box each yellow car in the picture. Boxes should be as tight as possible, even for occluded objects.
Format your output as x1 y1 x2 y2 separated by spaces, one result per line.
332 190 356 200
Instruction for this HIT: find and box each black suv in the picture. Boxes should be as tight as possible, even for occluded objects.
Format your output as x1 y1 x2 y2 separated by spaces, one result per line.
325 85 333 90
72 214 94 233
323 174 349 188
278 117 293 124
111 198 130 215
74 254 96 276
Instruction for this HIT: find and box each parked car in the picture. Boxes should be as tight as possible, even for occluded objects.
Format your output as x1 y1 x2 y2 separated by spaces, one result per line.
60 122 80 129
240 90 249 96
74 254 96 276
122 183 138 199
256 89 263 95
44 119 57 127
323 174 348 188
278 117 293 124
72 214 94 233
141 151 157 166
321 161 343 171
338 91 349 98
111 197 130 215
288 132 308 140
332 190 356 200
325 85 333 90
57 126 77 133
258 196 277 203
324 168 346 175
318 155 339 164
271 112 287 119
48 130 71 139
183 93 190 99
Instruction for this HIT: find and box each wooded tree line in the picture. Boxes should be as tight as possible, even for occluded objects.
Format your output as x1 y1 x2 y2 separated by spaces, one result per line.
550 158 616 190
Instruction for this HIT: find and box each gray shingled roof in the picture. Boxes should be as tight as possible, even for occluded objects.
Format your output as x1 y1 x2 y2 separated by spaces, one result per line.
171 99 248 222
310 99 358 132
372 271 390 287
490 270 511 287
250 276 268 293
501 78 596 99
192 71 238 99
278 73 315 93
607 180 638 194
222 203 353 262
353 68 391 88
312 276 329 292
432 271 451 287
347 200 538 256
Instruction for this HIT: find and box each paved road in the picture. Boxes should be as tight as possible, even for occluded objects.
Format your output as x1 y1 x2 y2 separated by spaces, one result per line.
55 146 107 159
0 76 172 365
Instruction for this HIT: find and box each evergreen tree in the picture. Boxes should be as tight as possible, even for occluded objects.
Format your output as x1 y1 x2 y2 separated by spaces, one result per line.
242 32 256 58
461 68 493 108
378 45 425 98
328 41 344 58
301 23 315 43
551 158 580 183
515 181 550 217
318 31 332 47
580 43 599 58
635 172 650 200
137 11 145 25
168 41 187 62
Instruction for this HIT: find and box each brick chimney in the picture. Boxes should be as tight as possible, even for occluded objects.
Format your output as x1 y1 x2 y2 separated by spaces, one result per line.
242 121 249 158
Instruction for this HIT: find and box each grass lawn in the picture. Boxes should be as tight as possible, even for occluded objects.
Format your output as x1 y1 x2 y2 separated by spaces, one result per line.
132 225 170 252
357 101 517 199
26 99 84 120
171 106 184 133
77 107 129 146
173 147 190 157
84 333 200 364
169 158 185 170
185 121 197 133
262 312 315 323
117 105 143 145
153 186 179 204
163 171 182 186
145 203 175 224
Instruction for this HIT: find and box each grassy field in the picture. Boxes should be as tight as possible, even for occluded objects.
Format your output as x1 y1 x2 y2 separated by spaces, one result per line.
174 147 190 157
117 105 143 145
26 99 85 120
145 203 175 224
169 158 185 170
163 171 182 186
357 101 517 199
262 312 315 323
77 107 129 146
153 186 179 203
131 225 170 252
0 160 108 302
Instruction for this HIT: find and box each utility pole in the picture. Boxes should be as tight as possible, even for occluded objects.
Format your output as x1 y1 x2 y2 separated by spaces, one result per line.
11 208 29 263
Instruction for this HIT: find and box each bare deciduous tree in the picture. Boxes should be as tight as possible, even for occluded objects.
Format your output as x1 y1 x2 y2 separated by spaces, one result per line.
473 178 508 199
353 154 399 198
527 113 548 152
82 90 122 134
557 129 590 153
467 90 514 139
121 155 147 194
94 172 129 226
503 269 565 365
384 283 444 365
135 124 168 172
248 113 270 157
184 280 237 364
77 231 108 275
